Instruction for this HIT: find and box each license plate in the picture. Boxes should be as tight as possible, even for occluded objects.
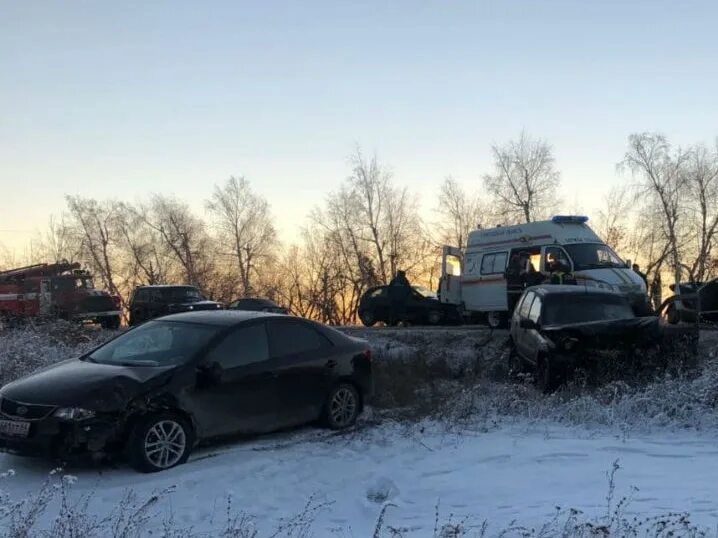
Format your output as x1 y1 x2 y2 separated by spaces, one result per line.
0 419 30 438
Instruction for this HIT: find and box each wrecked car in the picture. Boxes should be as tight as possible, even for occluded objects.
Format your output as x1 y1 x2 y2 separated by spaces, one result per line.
0 311 372 472
509 285 698 392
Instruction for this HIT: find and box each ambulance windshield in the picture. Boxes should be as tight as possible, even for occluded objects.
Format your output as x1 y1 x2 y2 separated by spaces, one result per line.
564 243 625 271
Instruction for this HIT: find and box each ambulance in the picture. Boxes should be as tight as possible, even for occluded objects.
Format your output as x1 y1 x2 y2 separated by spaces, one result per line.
439 216 649 328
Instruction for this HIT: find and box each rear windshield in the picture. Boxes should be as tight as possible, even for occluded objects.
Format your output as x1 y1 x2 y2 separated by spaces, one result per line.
564 243 625 271
87 321 219 366
164 288 204 302
543 294 634 326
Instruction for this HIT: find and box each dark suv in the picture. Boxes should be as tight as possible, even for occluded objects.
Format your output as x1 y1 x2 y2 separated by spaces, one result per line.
358 285 458 326
129 285 222 326
509 285 666 392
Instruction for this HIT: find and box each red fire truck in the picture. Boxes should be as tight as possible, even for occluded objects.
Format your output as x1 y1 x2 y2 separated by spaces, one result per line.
0 262 121 329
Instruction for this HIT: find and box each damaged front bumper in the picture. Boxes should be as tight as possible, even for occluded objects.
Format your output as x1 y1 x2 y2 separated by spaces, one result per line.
0 413 124 460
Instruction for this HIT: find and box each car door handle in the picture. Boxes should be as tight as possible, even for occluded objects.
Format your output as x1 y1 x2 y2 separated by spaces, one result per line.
325 359 338 369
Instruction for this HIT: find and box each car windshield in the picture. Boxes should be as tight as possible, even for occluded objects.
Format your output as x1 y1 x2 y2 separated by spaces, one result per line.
543 294 635 326
87 321 219 367
413 286 437 298
166 288 204 302
564 243 625 270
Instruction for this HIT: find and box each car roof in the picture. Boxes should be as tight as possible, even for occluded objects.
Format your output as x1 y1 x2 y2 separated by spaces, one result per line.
159 310 285 326
526 285 625 298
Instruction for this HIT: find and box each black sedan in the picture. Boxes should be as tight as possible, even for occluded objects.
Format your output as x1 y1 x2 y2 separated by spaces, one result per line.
358 285 458 326
0 311 372 472
228 297 289 314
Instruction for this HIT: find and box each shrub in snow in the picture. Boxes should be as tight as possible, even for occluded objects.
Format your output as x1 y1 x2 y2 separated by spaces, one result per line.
0 321 115 387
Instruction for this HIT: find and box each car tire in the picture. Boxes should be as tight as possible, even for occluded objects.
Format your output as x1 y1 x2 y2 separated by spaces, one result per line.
486 311 506 329
323 384 360 430
100 316 120 330
127 413 194 473
507 346 527 379
535 355 562 393
427 310 443 325
359 310 376 327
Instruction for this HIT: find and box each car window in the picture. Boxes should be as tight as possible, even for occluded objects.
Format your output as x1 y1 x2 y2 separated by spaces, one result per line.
544 247 571 272
267 320 328 357
480 252 508 275
88 321 218 366
370 288 388 298
134 289 149 302
206 323 269 368
528 296 542 323
519 292 534 318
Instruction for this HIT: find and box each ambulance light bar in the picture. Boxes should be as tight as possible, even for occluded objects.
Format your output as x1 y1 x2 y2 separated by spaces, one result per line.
552 215 589 224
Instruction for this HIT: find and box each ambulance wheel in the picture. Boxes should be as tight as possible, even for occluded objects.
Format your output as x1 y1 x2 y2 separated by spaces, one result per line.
426 310 443 325
486 311 506 329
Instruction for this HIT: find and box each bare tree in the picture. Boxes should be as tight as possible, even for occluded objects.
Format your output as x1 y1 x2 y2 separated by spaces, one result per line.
65 196 124 308
115 202 172 287
206 176 276 297
595 184 635 253
683 143 718 282
435 177 484 249
620 133 689 286
141 195 213 290
483 131 561 223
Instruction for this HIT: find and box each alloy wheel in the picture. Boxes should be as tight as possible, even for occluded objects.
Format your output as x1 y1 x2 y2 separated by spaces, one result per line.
329 387 357 428
143 420 187 469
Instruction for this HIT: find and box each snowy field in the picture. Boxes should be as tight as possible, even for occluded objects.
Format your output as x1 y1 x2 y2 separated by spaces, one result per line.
2 421 718 536
0 323 717 536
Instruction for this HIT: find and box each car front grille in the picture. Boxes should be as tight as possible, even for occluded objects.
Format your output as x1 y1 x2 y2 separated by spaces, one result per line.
80 295 115 313
0 398 55 420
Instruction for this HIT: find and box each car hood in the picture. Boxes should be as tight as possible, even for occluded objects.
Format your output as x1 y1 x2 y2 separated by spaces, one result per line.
0 359 176 411
541 317 660 347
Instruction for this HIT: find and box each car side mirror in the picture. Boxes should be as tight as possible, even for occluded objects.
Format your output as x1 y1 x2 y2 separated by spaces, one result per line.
519 318 537 330
625 258 631 269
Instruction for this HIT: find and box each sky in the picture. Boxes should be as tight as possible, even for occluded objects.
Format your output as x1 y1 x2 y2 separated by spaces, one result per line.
1 0 717 254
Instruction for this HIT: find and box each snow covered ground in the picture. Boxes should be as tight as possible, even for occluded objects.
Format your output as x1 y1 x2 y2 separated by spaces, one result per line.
1 323 718 536
1 421 718 536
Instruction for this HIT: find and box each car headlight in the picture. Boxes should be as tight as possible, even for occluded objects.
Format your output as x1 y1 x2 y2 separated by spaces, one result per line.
54 407 96 421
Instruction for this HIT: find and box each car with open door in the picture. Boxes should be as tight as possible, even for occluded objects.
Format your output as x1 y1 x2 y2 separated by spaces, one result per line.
0 311 372 472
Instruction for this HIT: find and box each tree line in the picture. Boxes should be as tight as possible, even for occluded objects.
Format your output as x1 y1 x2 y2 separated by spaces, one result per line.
1 131 717 323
